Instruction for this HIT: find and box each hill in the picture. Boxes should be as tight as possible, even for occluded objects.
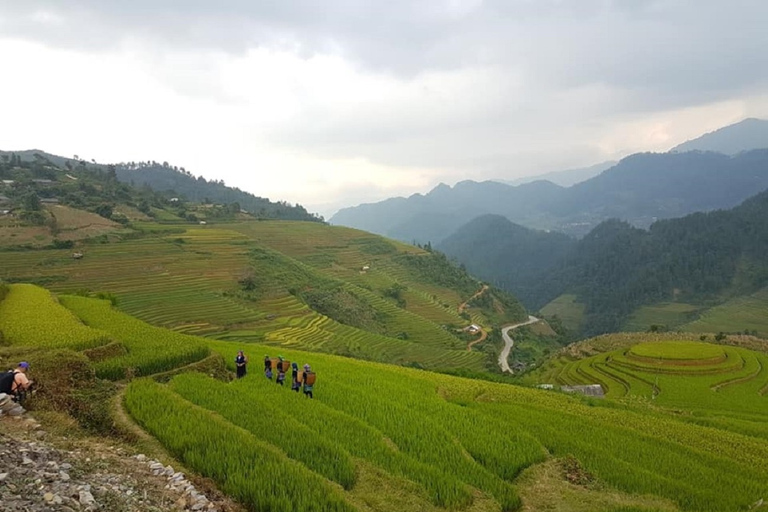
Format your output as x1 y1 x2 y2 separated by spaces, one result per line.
332 149 768 241
671 117 768 154
3 286 768 512
0 149 320 223
114 161 321 221
437 215 574 307
0 216 530 371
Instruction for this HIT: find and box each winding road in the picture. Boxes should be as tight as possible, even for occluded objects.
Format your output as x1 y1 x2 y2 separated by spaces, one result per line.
499 315 539 373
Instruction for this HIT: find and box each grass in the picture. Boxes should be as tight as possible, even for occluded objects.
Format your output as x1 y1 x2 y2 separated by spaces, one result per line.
540 294 585 332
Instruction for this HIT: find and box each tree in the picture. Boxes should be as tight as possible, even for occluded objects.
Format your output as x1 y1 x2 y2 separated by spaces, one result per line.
22 192 41 211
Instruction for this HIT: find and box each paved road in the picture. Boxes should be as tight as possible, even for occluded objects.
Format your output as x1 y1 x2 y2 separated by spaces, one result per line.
499 315 539 373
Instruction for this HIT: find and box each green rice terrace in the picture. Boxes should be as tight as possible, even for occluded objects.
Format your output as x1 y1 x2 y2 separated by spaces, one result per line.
0 220 527 371
2 283 768 511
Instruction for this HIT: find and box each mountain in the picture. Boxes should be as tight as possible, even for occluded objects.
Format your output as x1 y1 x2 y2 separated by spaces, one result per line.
438 183 768 337
332 149 768 241
541 189 768 335
671 118 768 154
500 160 617 187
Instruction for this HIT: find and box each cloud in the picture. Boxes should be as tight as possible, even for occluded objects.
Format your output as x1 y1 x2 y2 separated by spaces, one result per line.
1 1 768 211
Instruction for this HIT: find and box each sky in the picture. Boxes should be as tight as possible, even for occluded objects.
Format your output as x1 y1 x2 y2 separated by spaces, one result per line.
1 1 768 219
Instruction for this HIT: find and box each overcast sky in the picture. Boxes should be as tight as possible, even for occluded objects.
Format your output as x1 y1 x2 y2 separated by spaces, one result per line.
1 1 767 218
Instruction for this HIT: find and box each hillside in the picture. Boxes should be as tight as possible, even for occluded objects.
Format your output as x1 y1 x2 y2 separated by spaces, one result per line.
3 286 768 512
439 187 768 338
671 118 768 154
0 216 529 371
114 161 321 221
438 215 574 307
0 150 320 223
332 149 768 241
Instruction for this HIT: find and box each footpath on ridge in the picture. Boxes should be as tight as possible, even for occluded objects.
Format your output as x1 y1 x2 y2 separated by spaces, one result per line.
459 285 489 351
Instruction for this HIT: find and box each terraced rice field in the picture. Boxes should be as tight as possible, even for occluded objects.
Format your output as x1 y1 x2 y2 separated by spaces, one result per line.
539 339 768 429
0 222 505 370
5 285 768 511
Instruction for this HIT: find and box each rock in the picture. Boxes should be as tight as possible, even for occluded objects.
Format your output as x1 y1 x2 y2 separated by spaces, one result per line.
44 492 55 502
21 457 34 465
79 489 95 506
135 454 147 462
0 472 7 481
60 471 71 481
61 462 72 470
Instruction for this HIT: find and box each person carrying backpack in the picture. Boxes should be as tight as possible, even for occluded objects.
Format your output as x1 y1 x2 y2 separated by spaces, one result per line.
264 355 273 380
301 364 315 399
275 356 286 385
291 362 300 392
0 362 33 404
235 351 248 379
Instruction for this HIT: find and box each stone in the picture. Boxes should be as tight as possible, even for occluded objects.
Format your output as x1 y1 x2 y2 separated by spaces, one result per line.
44 492 55 502
60 471 71 481
79 489 95 505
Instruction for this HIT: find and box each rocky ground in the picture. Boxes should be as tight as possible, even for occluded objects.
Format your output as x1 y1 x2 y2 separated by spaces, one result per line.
0 415 243 512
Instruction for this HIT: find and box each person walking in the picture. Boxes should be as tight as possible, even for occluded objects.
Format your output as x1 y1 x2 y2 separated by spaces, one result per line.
291 362 300 392
301 364 315 399
276 355 286 385
235 351 248 379
264 355 273 380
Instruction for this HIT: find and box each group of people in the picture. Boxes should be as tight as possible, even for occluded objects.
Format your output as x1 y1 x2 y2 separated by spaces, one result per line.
235 351 315 398
0 361 33 404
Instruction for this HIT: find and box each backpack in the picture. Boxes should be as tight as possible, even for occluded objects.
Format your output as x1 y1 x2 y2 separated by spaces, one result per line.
0 371 17 394
304 372 316 386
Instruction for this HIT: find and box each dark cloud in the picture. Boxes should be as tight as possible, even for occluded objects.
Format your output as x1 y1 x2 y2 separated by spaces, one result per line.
3 0 767 184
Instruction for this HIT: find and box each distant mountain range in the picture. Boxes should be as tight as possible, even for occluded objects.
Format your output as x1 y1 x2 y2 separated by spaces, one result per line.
498 160 617 187
332 149 768 241
671 118 768 154
332 118 768 243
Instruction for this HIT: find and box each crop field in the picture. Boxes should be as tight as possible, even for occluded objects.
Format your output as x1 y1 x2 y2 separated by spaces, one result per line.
531 337 768 439
0 283 110 350
623 302 701 332
4 284 768 511
0 221 518 370
682 286 768 336
123 330 768 512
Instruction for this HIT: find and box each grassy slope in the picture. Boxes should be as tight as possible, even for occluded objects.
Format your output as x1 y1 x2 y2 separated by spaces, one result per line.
0 220 526 371
5 286 768 511
540 294 585 332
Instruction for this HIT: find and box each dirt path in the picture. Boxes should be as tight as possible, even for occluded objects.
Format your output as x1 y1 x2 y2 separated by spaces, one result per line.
499 315 539 373
466 328 488 351
458 285 489 314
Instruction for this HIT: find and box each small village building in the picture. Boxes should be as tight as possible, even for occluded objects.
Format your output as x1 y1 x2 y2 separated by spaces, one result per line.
465 324 481 334
1 180 14 186
32 179 53 185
